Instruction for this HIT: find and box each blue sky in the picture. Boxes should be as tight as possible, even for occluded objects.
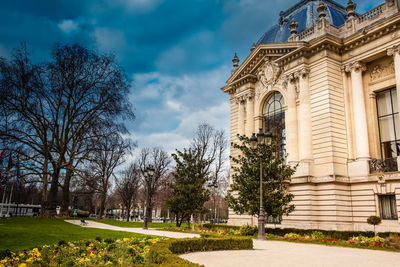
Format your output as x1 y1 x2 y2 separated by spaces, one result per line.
0 0 377 160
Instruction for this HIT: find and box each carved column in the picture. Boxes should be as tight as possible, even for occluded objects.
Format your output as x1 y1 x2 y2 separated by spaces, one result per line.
345 61 370 160
237 97 246 136
285 74 299 164
297 68 313 162
388 44 400 121
246 93 255 137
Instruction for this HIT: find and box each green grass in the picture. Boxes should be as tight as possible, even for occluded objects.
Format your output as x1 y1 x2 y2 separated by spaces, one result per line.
0 217 150 252
89 218 176 229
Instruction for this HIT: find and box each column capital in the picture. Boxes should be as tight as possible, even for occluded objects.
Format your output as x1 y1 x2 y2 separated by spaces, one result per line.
344 61 367 73
245 91 255 101
294 68 310 79
235 95 246 104
283 73 296 83
387 44 400 57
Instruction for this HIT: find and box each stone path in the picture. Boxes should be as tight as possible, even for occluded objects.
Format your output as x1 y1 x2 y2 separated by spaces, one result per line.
66 220 400 266
65 220 200 239
180 239 400 267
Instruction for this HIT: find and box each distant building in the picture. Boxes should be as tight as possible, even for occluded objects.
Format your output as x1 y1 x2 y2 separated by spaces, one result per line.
222 0 400 231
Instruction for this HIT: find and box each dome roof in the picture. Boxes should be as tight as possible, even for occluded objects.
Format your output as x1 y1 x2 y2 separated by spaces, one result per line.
256 0 348 44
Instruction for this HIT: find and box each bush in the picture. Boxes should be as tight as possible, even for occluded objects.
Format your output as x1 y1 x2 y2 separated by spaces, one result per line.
264 228 375 240
239 224 258 236
147 237 253 266
310 231 325 240
367 216 382 226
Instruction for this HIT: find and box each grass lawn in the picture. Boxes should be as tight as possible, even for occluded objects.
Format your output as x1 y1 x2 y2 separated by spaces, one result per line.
89 218 176 229
0 217 150 252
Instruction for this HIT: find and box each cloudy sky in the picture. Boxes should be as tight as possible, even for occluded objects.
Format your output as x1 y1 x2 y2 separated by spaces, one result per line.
0 0 377 159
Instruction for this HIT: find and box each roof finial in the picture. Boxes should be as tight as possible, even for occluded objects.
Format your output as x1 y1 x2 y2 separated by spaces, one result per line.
250 43 256 52
317 1 327 19
232 53 239 73
289 19 298 36
346 0 357 19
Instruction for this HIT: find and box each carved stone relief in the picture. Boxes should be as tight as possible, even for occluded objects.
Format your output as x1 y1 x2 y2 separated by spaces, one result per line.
369 61 395 81
255 57 284 101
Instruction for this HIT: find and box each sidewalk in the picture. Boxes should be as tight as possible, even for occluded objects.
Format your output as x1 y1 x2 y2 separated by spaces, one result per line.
65 220 200 239
180 239 400 267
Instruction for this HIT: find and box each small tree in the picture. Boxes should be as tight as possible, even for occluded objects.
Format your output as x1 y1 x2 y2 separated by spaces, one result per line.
164 148 211 228
225 134 296 225
367 215 382 236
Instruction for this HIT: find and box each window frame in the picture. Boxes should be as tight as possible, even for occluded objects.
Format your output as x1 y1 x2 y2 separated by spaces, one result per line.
376 88 399 159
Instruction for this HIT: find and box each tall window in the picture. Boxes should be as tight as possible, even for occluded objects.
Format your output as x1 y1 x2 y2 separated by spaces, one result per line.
376 88 399 159
379 195 398 220
263 91 286 157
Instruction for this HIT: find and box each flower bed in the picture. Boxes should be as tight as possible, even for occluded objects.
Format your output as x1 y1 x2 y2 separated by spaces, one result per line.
0 237 159 266
267 231 398 251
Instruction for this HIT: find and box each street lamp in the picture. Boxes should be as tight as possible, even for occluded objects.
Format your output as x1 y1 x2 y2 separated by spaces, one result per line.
250 128 272 240
208 182 218 224
142 165 155 230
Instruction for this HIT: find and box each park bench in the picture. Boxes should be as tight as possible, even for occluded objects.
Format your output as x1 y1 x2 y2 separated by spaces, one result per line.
80 219 88 226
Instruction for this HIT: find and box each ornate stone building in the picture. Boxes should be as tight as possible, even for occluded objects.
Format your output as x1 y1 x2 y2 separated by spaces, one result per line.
223 0 400 231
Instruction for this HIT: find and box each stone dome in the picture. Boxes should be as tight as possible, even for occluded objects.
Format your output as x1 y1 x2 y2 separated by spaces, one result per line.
256 0 348 44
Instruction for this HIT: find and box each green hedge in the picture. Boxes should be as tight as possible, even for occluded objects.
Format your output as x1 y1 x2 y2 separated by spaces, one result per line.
147 237 253 266
202 224 240 231
202 224 400 240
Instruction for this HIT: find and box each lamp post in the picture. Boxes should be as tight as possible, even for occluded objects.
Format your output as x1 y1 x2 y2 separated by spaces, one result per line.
250 128 272 240
142 165 155 230
208 182 218 224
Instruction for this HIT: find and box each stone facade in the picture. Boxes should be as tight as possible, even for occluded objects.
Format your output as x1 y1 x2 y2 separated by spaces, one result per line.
222 0 400 232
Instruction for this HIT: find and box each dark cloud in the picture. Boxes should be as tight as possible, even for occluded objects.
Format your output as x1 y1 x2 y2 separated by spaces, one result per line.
0 0 378 153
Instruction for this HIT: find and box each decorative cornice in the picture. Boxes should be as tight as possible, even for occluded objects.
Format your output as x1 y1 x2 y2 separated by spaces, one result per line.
344 61 367 73
387 44 400 56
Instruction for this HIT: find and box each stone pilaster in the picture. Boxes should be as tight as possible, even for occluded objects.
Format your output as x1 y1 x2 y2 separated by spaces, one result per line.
388 44 400 122
345 61 370 160
236 96 246 136
245 92 255 137
285 73 299 164
296 68 313 163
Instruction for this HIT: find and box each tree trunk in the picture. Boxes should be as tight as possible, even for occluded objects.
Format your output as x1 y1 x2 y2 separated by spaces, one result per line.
48 168 60 217
40 159 48 217
99 193 106 217
60 168 72 216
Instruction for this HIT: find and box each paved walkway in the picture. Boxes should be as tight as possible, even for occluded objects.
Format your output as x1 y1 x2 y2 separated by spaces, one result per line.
65 220 200 239
180 239 400 267
66 220 400 266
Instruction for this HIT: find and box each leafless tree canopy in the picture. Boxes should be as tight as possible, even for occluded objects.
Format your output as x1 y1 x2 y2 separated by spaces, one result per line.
138 147 170 223
0 44 134 216
115 163 141 221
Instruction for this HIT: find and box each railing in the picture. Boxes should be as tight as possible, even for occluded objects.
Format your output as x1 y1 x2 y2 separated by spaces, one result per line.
369 157 398 174
298 27 314 40
358 4 384 23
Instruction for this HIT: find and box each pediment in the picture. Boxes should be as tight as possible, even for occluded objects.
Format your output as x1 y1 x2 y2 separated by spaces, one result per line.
223 43 301 93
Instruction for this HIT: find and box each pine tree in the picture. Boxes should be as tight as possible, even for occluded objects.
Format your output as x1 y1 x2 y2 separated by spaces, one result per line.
164 148 211 228
225 134 296 222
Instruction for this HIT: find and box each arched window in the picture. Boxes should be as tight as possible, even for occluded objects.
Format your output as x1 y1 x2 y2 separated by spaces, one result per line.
263 91 286 157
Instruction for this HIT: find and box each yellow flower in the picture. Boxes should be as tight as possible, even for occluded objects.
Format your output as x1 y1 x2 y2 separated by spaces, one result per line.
106 261 113 265
90 253 96 258
26 258 32 263
19 264 27 267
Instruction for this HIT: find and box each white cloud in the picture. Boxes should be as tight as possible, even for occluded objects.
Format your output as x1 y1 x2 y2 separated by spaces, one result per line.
127 66 231 163
58 19 79 34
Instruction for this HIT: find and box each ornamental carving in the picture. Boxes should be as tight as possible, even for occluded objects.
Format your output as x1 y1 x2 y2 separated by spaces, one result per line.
370 61 395 81
344 61 367 73
256 58 284 101
257 58 282 90
387 44 400 56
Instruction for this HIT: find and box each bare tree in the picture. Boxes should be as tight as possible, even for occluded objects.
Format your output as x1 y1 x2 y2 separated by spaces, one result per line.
116 163 140 221
138 147 170 227
191 123 227 185
0 44 134 216
82 131 131 217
